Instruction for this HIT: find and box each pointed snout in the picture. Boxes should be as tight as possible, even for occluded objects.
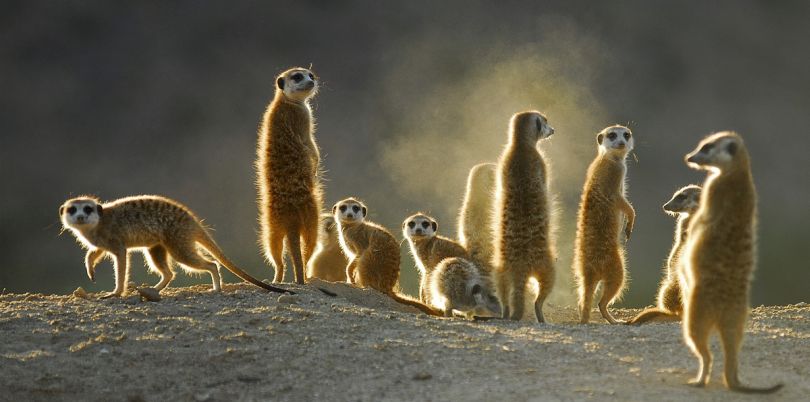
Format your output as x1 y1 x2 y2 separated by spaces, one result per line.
685 151 705 165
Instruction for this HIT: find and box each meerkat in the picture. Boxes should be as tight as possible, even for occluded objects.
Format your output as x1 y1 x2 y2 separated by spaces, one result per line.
457 163 497 268
428 257 501 319
59 195 289 298
256 67 322 284
332 198 440 316
492 111 557 322
402 213 470 303
627 185 701 325
306 214 349 282
681 132 782 393
573 125 636 324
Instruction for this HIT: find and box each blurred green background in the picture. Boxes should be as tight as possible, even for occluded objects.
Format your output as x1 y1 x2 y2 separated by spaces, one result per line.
1 1 808 307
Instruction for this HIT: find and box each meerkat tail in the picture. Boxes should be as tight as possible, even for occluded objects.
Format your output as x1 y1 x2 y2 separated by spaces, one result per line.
196 234 292 294
626 308 679 325
388 292 442 316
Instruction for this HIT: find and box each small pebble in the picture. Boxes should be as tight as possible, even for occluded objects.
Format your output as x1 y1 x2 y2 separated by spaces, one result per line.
412 372 432 381
137 287 161 302
277 294 298 305
73 287 89 299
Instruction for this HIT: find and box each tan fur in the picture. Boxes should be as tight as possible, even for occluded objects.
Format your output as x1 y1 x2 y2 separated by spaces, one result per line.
574 125 635 324
629 185 701 325
457 163 497 269
59 195 289 298
333 198 440 316
492 111 556 322
256 67 323 284
428 257 501 319
681 132 782 393
306 214 349 282
402 213 470 303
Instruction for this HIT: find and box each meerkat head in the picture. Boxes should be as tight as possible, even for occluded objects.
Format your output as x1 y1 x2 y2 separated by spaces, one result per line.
276 67 318 103
470 280 502 318
319 213 338 238
685 131 746 173
509 111 554 144
663 185 702 215
59 197 102 230
402 213 438 240
332 198 367 226
597 125 634 158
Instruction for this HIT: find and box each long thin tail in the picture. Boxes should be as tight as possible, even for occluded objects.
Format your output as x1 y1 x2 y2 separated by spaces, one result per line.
388 292 442 316
730 383 784 394
626 308 680 325
197 233 292 294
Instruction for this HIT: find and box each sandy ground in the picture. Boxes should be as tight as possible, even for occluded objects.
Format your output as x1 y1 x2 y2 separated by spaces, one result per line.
0 280 806 402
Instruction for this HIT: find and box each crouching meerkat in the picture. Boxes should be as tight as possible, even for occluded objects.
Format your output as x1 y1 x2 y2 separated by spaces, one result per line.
257 67 323 284
457 163 497 268
402 213 470 303
492 111 557 322
628 185 701 325
574 125 635 324
306 214 349 282
333 198 441 316
59 195 290 298
681 132 782 393
428 257 501 319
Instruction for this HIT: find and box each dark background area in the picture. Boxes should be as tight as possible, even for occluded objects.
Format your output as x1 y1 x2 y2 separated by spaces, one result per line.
1 1 808 307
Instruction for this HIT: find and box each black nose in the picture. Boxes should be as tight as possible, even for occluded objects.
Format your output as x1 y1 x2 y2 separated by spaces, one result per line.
415 229 423 235
617 142 626 149
76 216 86 223
347 213 354 219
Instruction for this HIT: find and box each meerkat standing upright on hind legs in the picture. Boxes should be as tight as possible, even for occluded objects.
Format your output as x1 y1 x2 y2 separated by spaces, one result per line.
492 111 557 322
59 195 289 297
573 125 635 324
681 132 782 393
457 163 497 269
627 185 701 325
257 67 323 284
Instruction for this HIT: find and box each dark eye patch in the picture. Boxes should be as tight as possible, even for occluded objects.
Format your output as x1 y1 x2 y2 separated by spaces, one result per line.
675 194 686 201
291 72 304 82
607 132 617 140
623 132 631 140
352 205 360 213
67 206 77 215
83 206 93 214
308 73 314 80
339 205 347 212
408 221 415 229
700 143 715 153
421 221 430 229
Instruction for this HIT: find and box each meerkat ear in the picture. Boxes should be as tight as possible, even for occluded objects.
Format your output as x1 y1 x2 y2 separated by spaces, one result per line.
431 221 438 232
471 284 482 295
96 204 103 216
276 77 285 90
59 206 64 216
726 141 737 156
597 133 604 145
332 204 337 214
361 206 367 217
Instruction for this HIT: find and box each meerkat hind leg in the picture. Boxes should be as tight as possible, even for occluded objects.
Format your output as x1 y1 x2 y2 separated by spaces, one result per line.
285 230 306 285
146 245 175 291
599 274 625 324
578 279 596 324
686 308 713 387
169 245 223 292
507 271 526 321
268 229 287 283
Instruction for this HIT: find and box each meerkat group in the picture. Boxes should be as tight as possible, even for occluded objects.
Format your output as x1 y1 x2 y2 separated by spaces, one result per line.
58 66 782 393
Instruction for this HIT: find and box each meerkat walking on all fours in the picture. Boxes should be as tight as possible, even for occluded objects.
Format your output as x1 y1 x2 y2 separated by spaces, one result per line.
492 111 557 322
681 132 782 393
457 163 497 268
573 125 636 325
403 213 470 303
256 67 323 284
627 185 701 325
59 195 289 298
428 257 502 319
332 198 441 316
306 214 349 282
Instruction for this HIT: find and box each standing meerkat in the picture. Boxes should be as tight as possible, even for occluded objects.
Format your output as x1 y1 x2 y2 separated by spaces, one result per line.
428 257 501 319
573 125 635 324
256 67 322 284
333 198 440 316
681 132 782 393
457 163 497 268
628 185 701 325
402 213 470 303
306 214 349 282
492 111 556 322
59 195 289 298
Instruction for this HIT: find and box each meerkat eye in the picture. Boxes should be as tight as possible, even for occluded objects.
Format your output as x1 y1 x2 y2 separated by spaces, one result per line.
352 205 360 213
421 221 430 229
700 143 715 153
607 132 617 140
83 206 94 214
408 221 415 229
623 132 631 140
291 73 304 82
308 73 314 80
67 206 77 215
339 205 347 212
675 194 686 201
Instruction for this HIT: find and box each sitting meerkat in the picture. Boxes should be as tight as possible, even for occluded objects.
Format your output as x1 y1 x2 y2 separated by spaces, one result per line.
628 185 701 325
402 213 469 303
306 214 349 282
681 132 782 393
332 198 440 316
59 195 289 298
428 257 501 319
573 125 636 324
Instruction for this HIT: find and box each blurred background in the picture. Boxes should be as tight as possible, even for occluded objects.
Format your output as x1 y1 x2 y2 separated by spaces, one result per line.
2 1 808 307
